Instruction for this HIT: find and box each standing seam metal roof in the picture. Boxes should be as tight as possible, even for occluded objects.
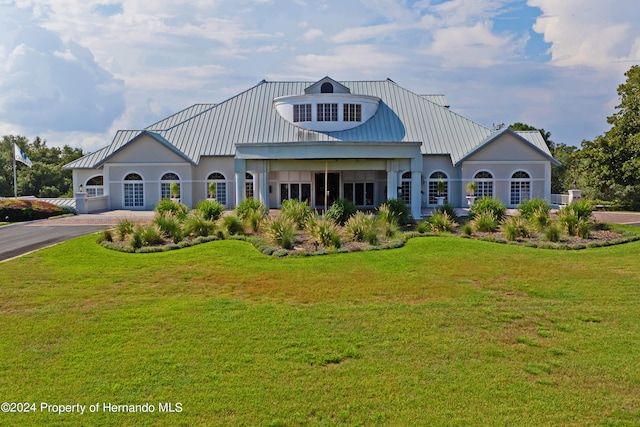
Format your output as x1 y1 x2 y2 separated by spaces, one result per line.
64 79 554 169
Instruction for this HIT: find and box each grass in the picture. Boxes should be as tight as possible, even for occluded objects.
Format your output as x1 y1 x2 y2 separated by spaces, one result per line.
1 228 640 425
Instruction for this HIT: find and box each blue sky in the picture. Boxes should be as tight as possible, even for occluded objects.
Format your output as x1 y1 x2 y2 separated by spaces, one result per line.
1 0 639 153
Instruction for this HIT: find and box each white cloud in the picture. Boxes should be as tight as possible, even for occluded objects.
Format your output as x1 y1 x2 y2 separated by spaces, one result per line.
528 0 640 69
292 45 406 77
302 28 324 41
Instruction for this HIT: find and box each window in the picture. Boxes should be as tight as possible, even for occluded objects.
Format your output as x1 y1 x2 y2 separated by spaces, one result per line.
321 82 334 93
85 175 104 198
474 171 494 198
510 171 531 205
280 183 311 204
207 172 226 205
428 172 448 205
343 182 374 206
317 103 338 122
293 104 312 122
343 104 362 122
160 172 180 199
245 172 254 199
400 172 411 205
124 173 144 208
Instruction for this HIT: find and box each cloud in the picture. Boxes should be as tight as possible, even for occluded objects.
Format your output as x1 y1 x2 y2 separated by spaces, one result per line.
302 28 324 41
292 44 406 77
0 20 125 134
528 0 640 69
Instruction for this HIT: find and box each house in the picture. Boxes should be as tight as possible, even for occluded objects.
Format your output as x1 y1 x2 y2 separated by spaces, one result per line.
64 77 560 217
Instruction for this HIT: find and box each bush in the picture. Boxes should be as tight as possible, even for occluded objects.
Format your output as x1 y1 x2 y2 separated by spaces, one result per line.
461 222 473 236
154 213 183 243
433 202 459 222
577 219 592 239
469 197 506 221
140 225 164 246
325 198 357 225
543 222 562 242
564 200 594 221
377 199 411 226
221 215 244 235
0 199 65 222
183 213 216 237
429 212 458 233
196 199 225 221
235 198 266 222
155 199 188 220
345 212 376 242
519 198 550 219
97 229 113 243
116 219 135 241
471 210 500 232
264 216 296 249
558 209 579 236
529 207 551 233
280 199 313 229
308 217 342 248
415 220 431 234
502 216 530 241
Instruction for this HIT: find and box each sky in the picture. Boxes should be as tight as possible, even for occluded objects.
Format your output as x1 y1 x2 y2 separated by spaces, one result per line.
1 0 639 154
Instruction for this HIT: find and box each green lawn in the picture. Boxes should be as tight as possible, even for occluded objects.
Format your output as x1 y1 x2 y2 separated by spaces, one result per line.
1 232 640 426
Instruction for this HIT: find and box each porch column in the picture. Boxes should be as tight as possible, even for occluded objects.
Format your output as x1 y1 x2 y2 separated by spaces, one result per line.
386 160 398 200
411 171 422 219
544 162 552 202
259 172 269 210
235 172 245 208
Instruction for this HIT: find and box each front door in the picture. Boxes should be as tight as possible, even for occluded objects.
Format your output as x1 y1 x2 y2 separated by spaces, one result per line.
315 172 339 209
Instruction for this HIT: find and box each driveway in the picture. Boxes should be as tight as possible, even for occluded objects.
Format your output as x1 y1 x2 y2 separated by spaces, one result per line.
0 211 154 262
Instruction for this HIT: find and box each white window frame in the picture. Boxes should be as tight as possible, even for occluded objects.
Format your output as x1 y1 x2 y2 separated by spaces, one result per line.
400 171 411 205
293 104 312 122
428 171 449 206
510 170 531 206
85 175 104 198
160 172 181 200
343 103 362 122
207 172 227 206
123 172 144 208
317 103 338 122
245 172 254 199
473 170 494 199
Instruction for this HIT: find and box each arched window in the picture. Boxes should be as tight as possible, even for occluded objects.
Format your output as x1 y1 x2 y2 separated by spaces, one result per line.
123 173 144 208
160 172 180 200
207 172 227 205
321 82 334 93
474 171 494 199
245 172 254 199
85 175 104 198
510 171 531 205
428 171 448 205
400 172 411 205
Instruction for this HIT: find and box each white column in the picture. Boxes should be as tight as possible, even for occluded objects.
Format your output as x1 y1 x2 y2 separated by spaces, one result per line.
411 171 422 219
259 171 269 211
235 172 245 208
544 162 552 202
386 160 398 200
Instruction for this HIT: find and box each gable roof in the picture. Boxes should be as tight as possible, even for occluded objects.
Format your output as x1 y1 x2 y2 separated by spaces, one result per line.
454 128 561 166
65 78 556 169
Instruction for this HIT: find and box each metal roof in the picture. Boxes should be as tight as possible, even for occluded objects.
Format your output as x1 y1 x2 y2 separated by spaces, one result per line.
64 78 555 169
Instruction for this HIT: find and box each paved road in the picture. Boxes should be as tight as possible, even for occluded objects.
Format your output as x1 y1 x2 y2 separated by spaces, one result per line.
0 211 154 262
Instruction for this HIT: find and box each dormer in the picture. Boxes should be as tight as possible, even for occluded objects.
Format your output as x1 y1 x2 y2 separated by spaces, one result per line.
274 77 380 132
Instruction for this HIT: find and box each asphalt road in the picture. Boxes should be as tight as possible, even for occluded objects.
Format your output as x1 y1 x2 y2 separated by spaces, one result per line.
0 223 108 262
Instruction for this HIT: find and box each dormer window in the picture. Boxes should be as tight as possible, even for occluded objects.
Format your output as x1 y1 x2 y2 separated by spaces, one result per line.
321 82 334 93
293 104 312 122
344 104 362 122
317 103 338 122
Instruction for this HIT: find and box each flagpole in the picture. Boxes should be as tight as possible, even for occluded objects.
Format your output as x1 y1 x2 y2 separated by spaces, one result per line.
13 141 18 198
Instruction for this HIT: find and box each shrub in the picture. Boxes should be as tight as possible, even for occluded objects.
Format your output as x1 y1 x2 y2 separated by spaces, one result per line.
345 212 376 242
155 199 188 220
502 216 530 241
183 213 216 237
154 213 183 243
196 199 225 221
543 222 562 242
461 222 473 236
558 209 579 236
264 216 296 249
281 199 313 229
564 200 594 221
577 219 592 239
116 219 135 241
325 198 357 225
97 229 113 243
235 198 266 222
247 210 265 233
469 197 506 221
140 225 164 246
221 214 244 235
519 198 550 219
130 226 144 249
529 207 551 233
308 217 342 248
471 210 500 232
415 220 431 234
429 211 458 233
433 202 459 222
377 198 411 226
0 199 65 221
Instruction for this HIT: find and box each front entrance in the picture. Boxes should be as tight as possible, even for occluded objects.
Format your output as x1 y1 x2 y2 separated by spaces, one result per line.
315 172 339 209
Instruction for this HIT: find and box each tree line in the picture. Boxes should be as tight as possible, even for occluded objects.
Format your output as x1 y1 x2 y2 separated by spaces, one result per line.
2 65 640 209
0 135 84 198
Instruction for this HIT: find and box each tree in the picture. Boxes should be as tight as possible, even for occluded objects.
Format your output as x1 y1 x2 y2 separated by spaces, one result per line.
580 65 640 208
1 135 84 198
509 122 554 151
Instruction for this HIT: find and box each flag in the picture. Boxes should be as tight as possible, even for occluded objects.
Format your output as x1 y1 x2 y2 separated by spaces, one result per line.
14 143 33 168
